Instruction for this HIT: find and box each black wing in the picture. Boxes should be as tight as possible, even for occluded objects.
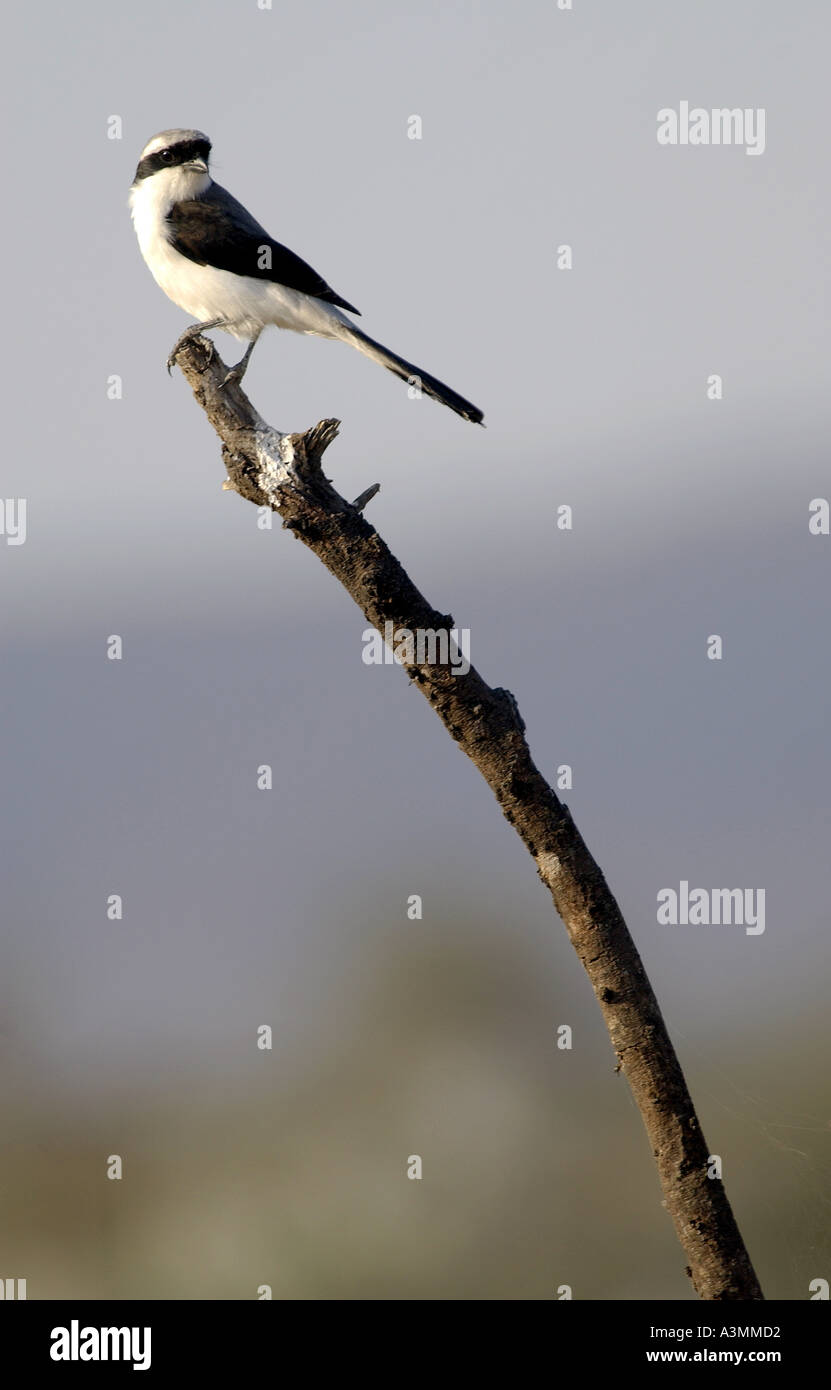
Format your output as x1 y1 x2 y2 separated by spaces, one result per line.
167 183 360 315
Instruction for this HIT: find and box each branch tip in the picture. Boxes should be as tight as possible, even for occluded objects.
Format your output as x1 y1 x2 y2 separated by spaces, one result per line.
353 483 381 512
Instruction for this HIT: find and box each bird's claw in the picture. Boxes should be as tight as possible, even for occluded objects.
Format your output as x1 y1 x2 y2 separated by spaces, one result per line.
166 334 197 375
166 326 219 375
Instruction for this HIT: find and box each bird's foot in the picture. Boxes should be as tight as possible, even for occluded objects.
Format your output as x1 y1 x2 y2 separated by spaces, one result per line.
220 336 259 390
220 362 246 389
166 329 210 375
166 320 225 375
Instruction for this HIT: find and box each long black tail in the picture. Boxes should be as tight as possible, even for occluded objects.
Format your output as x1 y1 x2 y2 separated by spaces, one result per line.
343 324 484 425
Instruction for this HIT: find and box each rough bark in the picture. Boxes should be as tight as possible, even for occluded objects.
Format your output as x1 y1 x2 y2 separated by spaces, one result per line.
171 335 764 1300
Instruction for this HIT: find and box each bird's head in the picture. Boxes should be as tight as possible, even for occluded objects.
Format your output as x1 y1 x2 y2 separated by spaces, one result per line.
131 129 212 202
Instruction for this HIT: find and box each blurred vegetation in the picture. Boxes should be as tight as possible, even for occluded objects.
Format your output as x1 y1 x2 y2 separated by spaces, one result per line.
1 917 827 1300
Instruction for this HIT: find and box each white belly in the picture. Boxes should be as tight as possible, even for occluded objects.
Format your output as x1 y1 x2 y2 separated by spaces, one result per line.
132 197 350 342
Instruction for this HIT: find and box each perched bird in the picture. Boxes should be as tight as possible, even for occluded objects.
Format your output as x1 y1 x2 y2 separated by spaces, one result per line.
129 129 484 424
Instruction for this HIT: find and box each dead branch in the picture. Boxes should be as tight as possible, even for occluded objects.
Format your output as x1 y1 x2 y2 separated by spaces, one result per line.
171 334 763 1301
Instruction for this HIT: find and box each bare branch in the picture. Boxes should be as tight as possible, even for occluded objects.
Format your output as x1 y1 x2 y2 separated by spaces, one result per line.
172 334 764 1300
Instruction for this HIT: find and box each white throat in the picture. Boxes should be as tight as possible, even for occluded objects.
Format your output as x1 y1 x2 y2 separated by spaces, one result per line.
129 165 211 252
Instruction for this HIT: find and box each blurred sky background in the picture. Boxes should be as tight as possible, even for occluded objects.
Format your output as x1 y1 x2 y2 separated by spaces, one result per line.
1 0 829 1299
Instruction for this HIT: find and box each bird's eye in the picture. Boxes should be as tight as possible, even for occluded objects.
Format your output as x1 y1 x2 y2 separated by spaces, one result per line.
159 149 174 164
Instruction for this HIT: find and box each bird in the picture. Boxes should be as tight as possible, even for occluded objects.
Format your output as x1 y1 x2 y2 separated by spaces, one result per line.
129 129 484 425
